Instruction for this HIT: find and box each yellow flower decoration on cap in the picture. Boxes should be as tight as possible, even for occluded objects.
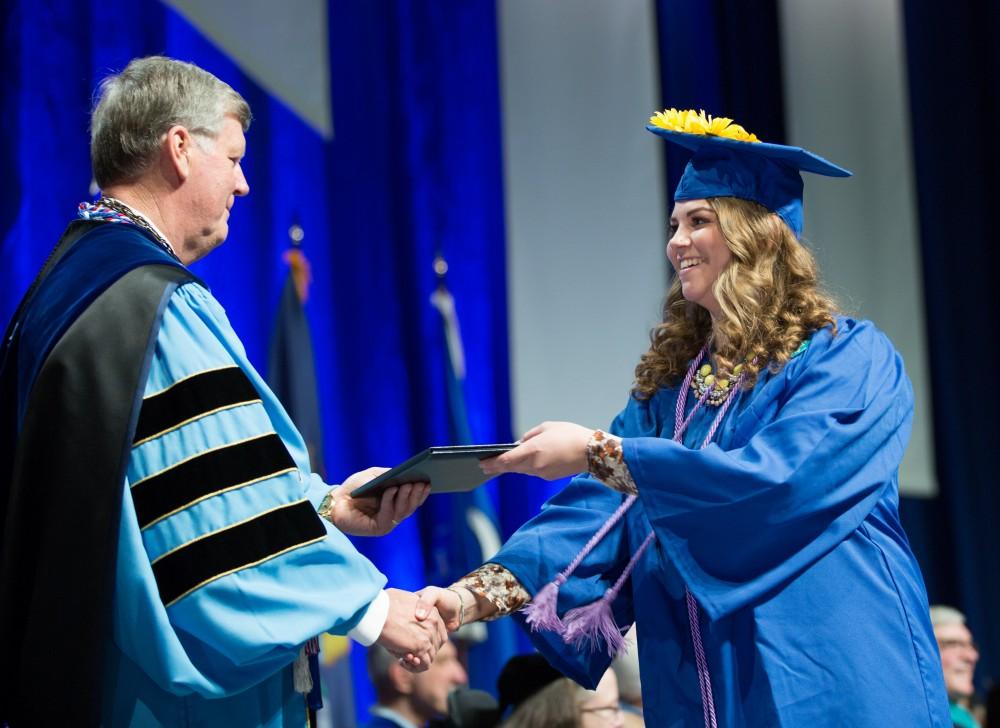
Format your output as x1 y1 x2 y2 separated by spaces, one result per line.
650 108 760 143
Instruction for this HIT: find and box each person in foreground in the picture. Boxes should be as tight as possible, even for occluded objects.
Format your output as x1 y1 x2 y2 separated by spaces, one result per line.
416 109 951 726
0 56 445 727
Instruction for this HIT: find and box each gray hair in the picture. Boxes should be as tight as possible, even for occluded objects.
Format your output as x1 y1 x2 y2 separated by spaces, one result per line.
930 604 967 628
90 56 251 188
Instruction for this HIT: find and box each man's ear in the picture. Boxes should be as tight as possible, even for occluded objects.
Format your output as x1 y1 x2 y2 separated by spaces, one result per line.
388 659 416 696
163 125 194 183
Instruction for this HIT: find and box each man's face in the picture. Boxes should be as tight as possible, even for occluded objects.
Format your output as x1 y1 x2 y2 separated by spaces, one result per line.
179 115 249 263
935 622 979 699
409 640 467 720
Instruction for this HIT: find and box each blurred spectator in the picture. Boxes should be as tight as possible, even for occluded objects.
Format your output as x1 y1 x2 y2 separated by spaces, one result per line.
496 653 563 718
365 640 468 728
501 668 624 728
430 688 500 728
931 605 981 728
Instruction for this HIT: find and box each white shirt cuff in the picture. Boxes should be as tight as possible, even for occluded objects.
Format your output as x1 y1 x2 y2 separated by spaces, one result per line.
348 589 389 646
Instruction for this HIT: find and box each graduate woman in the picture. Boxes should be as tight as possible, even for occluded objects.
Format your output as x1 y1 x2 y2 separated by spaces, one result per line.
415 110 951 727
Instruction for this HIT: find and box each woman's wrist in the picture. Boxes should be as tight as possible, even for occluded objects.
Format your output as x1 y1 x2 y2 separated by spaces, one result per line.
447 583 497 623
445 587 469 626
452 564 527 621
586 430 638 495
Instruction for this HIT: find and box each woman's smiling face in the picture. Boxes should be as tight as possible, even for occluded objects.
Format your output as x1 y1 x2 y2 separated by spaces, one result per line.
667 198 732 318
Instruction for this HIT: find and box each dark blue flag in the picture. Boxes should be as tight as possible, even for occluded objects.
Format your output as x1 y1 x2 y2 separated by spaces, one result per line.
428 280 518 693
268 247 356 728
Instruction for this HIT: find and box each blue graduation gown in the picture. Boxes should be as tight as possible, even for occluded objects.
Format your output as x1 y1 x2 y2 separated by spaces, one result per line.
492 318 951 727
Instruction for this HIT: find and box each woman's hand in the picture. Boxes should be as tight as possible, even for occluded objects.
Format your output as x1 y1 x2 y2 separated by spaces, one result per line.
330 467 430 536
414 585 498 631
414 586 468 632
479 421 595 480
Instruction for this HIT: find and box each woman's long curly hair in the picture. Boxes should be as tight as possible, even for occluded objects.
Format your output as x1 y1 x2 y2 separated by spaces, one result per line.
633 197 837 398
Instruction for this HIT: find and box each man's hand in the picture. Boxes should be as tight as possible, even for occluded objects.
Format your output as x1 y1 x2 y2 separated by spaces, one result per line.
479 421 594 480
377 588 448 672
328 467 430 536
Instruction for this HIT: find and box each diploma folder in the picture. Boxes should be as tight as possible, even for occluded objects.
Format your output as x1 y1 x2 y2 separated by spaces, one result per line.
350 443 517 498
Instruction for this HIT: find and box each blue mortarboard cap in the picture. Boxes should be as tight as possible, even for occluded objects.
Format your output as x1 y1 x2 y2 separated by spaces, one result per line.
646 110 851 237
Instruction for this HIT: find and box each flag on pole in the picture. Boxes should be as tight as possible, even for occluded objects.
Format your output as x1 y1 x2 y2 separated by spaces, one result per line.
268 231 356 728
428 257 517 692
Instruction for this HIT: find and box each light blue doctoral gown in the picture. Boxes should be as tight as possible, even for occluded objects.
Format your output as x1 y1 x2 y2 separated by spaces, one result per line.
103 282 386 727
492 318 951 727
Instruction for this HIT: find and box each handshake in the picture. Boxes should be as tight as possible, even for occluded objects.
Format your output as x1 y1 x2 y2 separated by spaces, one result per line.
376 585 481 672
332 469 490 671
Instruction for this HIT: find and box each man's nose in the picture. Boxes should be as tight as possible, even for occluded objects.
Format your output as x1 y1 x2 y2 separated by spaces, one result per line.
235 167 250 197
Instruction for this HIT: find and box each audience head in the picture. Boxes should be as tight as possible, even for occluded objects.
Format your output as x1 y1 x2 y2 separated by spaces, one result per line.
930 605 979 701
368 639 468 724
499 662 624 728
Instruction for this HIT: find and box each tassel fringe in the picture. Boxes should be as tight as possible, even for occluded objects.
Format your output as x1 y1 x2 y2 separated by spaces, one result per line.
562 593 627 657
523 574 567 632
293 648 313 694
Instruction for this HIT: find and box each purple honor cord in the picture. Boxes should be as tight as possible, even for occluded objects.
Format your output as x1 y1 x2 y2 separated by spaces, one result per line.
522 343 745 728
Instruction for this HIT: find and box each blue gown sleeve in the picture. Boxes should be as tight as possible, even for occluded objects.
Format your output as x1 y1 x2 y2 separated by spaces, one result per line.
491 476 635 688
623 319 914 620
113 283 387 698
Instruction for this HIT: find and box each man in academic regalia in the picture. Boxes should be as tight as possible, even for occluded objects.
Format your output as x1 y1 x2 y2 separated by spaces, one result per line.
0 56 445 727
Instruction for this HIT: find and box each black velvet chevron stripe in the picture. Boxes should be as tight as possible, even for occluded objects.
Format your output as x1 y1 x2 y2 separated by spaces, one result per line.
152 500 326 607
131 433 296 529
133 366 261 445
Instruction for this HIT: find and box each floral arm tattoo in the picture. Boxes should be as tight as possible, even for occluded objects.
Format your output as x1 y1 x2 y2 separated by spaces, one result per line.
586 430 638 495
453 563 531 620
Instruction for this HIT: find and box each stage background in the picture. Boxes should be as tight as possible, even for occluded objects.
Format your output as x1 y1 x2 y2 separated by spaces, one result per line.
1 0 996 716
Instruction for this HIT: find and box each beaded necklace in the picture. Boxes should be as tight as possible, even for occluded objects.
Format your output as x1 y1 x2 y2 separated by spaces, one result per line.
691 359 745 406
78 197 180 262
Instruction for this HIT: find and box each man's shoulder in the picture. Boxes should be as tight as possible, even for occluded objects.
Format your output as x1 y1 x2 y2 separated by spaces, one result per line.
362 707 417 728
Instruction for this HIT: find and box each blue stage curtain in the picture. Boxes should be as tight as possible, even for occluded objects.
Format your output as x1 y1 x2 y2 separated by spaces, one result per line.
653 0 787 206
900 0 1000 687
0 0 518 720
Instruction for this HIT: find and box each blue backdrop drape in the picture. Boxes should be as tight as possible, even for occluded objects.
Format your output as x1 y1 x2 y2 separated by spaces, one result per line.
900 0 1000 688
654 0 787 204
0 0 534 721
